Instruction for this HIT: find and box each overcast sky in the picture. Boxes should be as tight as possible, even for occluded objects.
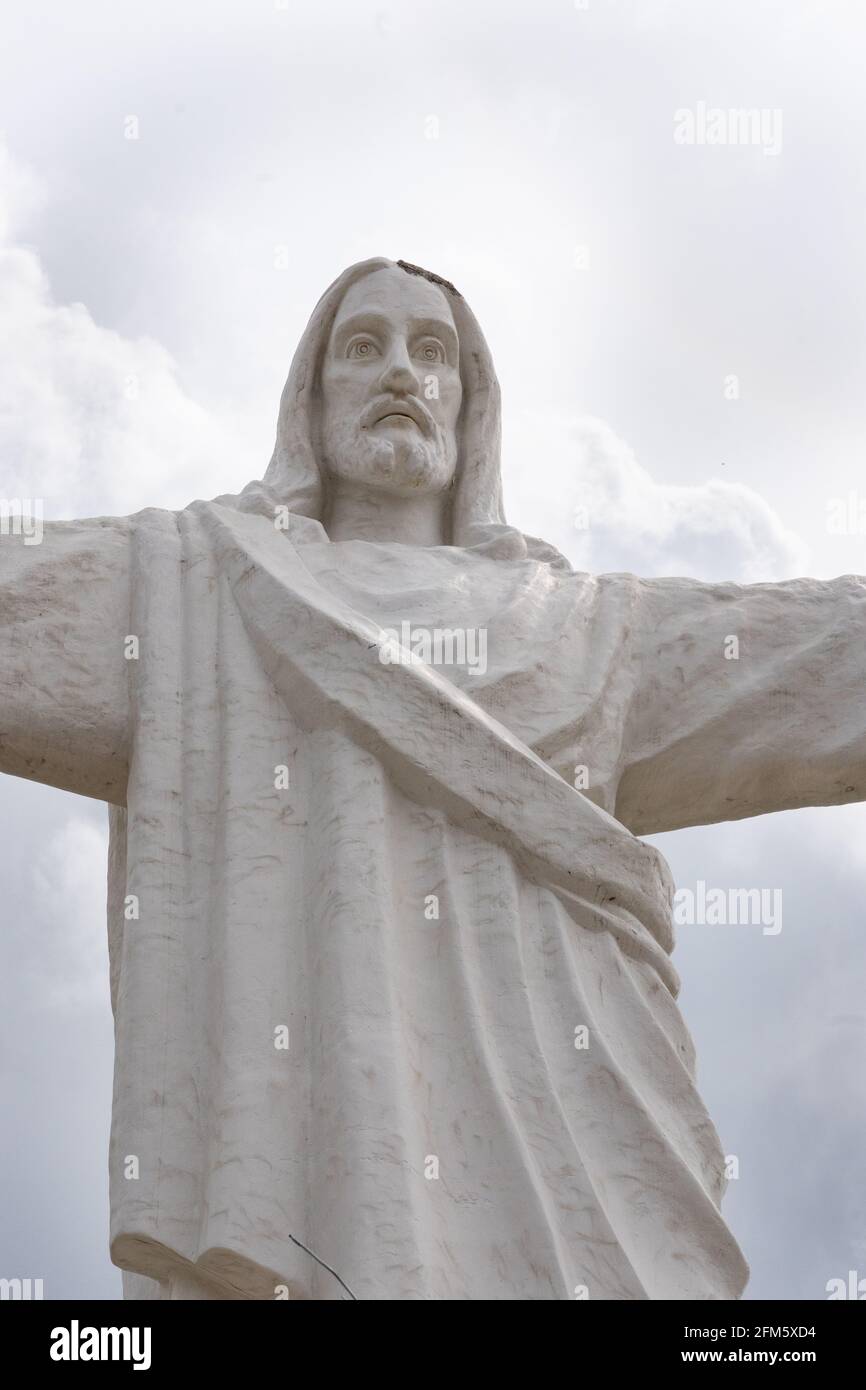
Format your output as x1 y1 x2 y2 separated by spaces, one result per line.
1 0 865 1300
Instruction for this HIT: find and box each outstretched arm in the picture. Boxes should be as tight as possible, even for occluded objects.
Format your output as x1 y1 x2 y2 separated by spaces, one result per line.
611 572 866 836
0 516 130 802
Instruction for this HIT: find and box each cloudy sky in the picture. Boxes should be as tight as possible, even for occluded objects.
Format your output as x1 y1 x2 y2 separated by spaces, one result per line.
1 0 865 1300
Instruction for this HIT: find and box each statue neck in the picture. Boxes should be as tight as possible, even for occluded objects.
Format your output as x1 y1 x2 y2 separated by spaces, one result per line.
324 483 450 547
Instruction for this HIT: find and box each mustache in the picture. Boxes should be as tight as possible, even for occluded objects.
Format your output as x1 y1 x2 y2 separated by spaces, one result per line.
360 394 436 438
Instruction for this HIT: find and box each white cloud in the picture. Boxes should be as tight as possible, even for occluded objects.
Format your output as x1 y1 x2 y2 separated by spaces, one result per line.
0 141 249 521
504 411 808 582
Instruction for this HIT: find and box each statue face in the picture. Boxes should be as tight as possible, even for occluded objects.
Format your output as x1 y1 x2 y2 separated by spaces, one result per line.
319 265 462 498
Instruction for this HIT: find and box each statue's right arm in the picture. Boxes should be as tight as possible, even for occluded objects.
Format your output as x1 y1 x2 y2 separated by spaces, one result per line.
0 517 130 803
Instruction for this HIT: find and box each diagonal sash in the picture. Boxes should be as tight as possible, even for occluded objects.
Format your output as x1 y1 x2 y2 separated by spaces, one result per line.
204 502 679 994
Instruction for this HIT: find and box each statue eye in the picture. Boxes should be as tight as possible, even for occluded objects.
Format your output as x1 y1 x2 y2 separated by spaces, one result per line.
347 338 379 359
416 339 446 364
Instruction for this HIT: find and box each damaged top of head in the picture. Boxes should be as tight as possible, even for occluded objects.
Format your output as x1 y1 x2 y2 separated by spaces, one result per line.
397 259 462 299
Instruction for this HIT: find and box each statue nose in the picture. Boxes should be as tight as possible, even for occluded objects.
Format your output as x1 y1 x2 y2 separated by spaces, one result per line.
378 339 420 396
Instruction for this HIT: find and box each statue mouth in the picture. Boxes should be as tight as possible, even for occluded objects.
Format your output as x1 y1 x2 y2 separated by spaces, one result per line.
379 412 419 427
362 396 432 436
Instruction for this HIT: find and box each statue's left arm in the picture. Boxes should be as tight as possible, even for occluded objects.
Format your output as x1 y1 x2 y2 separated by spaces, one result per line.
610 572 866 836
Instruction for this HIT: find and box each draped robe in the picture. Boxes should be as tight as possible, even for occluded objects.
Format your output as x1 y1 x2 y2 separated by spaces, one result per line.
2 498 865 1299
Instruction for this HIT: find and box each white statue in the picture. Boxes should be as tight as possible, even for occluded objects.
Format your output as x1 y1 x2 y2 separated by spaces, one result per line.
2 258 864 1300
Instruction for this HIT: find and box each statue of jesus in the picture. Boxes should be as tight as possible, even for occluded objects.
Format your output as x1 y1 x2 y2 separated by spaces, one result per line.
3 257 864 1300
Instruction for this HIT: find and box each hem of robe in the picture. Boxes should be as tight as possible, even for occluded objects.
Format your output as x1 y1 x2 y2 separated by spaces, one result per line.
112 1235 308 1300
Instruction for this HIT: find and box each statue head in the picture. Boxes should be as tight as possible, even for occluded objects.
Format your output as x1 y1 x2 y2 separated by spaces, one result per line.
242 256 567 567
318 262 462 503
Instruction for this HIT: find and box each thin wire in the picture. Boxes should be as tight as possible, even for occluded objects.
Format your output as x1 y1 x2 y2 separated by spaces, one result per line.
287 1233 358 1301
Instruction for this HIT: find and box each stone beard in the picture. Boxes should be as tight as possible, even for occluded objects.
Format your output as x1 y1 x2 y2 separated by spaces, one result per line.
2 256 865 1301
